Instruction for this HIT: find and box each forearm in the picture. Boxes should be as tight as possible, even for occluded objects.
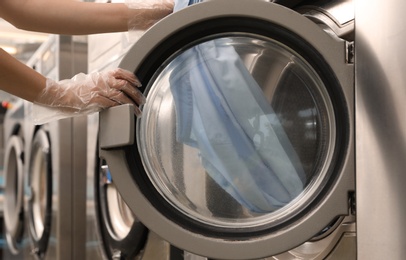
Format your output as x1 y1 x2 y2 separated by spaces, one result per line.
0 0 173 35
0 48 46 102
0 0 129 34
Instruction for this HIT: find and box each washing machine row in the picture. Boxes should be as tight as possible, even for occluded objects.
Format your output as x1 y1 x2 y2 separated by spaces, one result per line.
98 0 355 259
2 34 88 260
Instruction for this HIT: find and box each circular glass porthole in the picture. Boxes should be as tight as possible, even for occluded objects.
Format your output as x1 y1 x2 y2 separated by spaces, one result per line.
3 135 25 254
28 129 52 257
136 34 336 230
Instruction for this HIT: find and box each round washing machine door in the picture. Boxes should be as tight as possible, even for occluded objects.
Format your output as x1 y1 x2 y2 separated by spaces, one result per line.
27 128 53 259
100 0 354 259
3 134 25 254
95 158 148 259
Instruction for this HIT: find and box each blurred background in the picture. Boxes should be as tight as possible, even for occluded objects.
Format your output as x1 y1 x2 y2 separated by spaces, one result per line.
0 18 49 63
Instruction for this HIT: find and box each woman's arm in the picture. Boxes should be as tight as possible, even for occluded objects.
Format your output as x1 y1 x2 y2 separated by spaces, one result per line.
0 0 172 35
0 48 145 116
0 0 168 118
0 48 45 102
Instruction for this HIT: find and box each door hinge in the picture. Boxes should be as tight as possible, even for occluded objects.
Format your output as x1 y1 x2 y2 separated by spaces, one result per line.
346 41 354 64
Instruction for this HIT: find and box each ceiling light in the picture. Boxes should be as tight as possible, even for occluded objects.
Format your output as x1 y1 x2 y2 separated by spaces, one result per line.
0 45 17 55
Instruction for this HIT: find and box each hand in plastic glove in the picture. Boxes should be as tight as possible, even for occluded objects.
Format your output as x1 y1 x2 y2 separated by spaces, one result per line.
126 0 174 31
34 68 145 117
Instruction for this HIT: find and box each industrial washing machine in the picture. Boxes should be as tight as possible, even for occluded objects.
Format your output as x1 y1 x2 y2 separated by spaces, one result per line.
86 1 183 258
2 98 30 259
4 34 88 260
98 0 355 259
0 90 14 259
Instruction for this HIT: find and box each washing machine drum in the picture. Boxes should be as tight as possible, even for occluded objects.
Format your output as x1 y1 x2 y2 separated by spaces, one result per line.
27 128 52 258
3 135 25 254
99 0 354 259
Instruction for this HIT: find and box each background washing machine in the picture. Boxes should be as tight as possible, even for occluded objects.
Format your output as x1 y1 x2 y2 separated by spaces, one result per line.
99 0 355 259
86 1 183 258
4 35 87 259
0 90 14 259
2 98 31 259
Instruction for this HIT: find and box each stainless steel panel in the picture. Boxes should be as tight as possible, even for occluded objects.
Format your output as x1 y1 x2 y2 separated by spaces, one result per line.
356 0 406 259
50 119 73 260
72 115 88 260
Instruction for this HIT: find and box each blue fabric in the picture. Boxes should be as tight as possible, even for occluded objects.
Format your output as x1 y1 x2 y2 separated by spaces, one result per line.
169 0 305 212
106 168 112 182
188 0 203 4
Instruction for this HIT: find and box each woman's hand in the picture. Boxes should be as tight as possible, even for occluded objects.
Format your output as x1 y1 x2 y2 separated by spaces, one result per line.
34 68 145 117
126 0 174 30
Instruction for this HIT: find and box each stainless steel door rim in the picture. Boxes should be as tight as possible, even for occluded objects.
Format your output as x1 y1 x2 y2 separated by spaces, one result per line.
99 0 354 258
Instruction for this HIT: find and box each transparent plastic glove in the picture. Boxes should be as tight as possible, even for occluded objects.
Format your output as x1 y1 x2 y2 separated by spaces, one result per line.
33 68 145 124
126 0 174 31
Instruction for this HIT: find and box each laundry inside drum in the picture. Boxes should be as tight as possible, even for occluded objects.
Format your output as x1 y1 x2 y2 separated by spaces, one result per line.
137 34 336 229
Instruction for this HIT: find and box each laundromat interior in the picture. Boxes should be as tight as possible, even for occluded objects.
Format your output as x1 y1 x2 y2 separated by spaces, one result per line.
1 0 406 259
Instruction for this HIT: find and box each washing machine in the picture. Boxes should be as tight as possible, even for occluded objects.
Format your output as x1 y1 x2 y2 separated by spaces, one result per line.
98 0 355 259
0 91 14 259
19 34 88 260
86 1 183 258
2 97 31 259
